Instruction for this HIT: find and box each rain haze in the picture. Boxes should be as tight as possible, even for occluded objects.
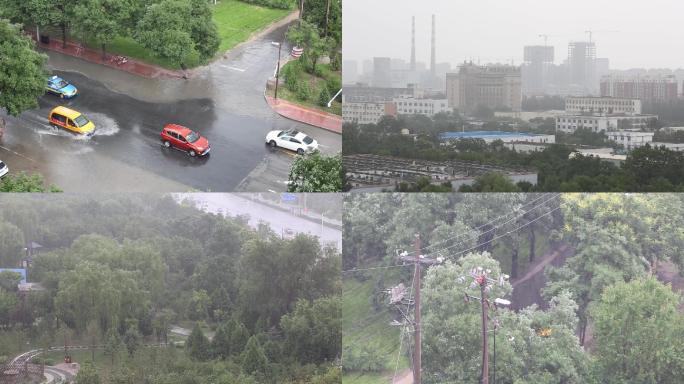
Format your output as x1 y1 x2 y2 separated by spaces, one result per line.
343 0 684 70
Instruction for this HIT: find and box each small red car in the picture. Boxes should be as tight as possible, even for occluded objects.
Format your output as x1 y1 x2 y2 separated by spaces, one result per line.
160 124 210 157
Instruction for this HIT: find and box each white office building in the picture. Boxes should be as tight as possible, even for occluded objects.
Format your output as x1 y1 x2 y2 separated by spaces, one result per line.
606 131 654 150
565 97 641 115
393 96 451 117
556 114 658 133
343 102 392 125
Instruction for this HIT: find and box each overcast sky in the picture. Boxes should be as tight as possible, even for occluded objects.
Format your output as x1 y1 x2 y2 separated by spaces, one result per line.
343 0 684 70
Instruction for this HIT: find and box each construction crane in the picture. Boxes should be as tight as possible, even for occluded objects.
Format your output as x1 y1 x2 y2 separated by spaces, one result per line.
584 29 620 44
538 34 550 47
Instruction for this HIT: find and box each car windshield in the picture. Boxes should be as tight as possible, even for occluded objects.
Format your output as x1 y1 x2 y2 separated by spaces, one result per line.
54 80 68 88
0 162 5 168
279 129 298 137
186 131 200 143
73 115 89 127
303 136 314 144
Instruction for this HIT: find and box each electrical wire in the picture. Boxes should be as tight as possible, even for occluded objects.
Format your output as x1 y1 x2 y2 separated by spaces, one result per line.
421 193 560 253
428 203 564 259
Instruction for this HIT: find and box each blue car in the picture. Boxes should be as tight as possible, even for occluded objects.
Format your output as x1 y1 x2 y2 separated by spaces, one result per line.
46 75 78 99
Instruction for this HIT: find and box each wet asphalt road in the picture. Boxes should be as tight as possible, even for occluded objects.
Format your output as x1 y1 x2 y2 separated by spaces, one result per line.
0 21 341 192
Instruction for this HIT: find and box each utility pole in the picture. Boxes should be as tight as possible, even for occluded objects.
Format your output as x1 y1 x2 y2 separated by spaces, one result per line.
461 269 510 384
396 236 441 384
473 274 490 384
413 234 422 384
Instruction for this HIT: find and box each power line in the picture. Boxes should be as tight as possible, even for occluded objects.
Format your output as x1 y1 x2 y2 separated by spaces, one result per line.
421 194 562 258
421 193 560 253
431 203 564 259
342 264 411 274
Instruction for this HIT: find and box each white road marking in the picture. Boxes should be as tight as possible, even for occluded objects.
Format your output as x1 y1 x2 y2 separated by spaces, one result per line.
222 65 246 72
0 145 39 163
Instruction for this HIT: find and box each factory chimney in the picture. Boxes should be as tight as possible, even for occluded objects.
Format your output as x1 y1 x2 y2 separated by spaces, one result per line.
431 14 436 76
411 16 416 71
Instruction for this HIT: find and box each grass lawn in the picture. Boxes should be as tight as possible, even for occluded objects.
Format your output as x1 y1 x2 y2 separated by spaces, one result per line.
50 1 293 70
343 273 409 384
269 61 342 116
213 0 292 53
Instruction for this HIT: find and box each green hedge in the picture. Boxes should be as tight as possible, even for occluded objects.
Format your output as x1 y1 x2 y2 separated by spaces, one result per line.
239 0 293 10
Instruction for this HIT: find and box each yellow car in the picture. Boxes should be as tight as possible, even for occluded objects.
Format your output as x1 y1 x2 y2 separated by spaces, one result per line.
48 106 95 136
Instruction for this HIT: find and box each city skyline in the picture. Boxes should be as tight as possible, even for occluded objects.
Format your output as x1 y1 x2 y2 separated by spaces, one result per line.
343 0 684 70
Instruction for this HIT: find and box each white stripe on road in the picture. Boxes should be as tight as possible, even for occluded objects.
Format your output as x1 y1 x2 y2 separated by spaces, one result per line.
220 65 246 72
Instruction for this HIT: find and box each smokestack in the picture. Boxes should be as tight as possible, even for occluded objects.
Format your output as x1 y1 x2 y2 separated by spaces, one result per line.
411 16 416 71
431 14 436 76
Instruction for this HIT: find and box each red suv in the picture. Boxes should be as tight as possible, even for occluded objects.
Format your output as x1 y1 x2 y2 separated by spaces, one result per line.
160 124 210 157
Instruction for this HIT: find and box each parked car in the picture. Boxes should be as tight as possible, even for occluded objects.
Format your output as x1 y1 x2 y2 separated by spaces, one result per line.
160 124 210 157
46 75 78 99
265 129 318 155
0 160 8 178
48 106 95 135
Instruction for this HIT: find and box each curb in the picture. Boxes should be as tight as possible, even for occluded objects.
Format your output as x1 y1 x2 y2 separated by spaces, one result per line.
264 93 343 134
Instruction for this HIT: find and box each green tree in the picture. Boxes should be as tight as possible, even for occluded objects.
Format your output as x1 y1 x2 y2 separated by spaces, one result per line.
123 325 141 356
0 20 47 116
592 277 684 384
0 288 17 327
0 221 24 266
73 0 138 60
459 172 522 192
75 361 101 384
187 0 220 60
135 0 194 66
104 328 123 366
318 86 331 107
185 323 210 361
280 297 341 363
288 151 342 192
241 335 268 375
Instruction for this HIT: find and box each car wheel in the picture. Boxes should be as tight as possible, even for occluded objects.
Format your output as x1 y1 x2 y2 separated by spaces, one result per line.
163 141 171 148
297 148 304 155
269 140 277 148
189 150 196 157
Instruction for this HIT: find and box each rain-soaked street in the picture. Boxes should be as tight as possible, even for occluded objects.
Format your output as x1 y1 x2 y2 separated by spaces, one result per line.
0 22 341 192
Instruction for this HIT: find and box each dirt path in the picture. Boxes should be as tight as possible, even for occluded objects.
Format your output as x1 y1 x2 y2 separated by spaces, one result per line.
392 369 412 384
512 243 570 288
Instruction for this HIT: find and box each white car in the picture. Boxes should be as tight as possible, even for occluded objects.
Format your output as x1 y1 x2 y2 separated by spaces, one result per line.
0 160 8 178
265 129 319 155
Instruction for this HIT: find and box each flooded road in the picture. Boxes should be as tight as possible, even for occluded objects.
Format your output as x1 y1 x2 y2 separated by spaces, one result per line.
0 22 341 192
178 193 342 251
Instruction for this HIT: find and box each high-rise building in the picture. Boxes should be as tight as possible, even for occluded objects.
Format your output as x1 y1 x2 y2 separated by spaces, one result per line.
343 60 358 85
568 42 597 94
372 57 392 87
601 75 678 103
522 45 554 95
446 63 522 114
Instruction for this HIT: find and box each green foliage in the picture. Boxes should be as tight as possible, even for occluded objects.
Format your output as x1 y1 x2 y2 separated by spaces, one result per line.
76 361 102 384
123 326 141 356
0 172 60 192
0 288 17 327
295 79 311 101
317 86 331 107
0 20 48 116
241 335 268 375
458 172 522 192
288 151 343 192
284 62 301 92
185 323 210 361
238 0 293 9
592 278 684 384
281 297 341 363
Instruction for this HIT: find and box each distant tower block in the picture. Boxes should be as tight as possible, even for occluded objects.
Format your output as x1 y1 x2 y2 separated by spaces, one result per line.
431 14 436 76
411 16 416 71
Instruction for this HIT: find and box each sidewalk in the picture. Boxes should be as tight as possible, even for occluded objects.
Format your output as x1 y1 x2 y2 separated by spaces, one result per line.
28 32 185 79
265 95 343 134
249 194 343 229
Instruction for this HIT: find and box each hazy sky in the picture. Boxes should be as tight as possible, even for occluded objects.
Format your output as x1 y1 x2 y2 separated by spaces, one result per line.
343 0 684 70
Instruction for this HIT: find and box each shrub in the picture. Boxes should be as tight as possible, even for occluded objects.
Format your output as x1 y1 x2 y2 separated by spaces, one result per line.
238 0 293 10
295 80 311 101
318 86 331 107
325 76 341 95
